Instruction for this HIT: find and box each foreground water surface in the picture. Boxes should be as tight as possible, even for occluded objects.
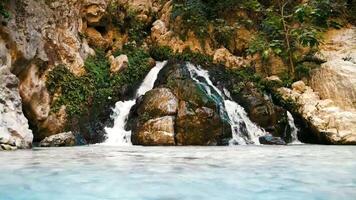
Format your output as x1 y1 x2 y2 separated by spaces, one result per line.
0 145 355 200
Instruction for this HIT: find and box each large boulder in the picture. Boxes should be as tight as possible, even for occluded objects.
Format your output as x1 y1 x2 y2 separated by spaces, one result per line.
130 87 178 145
131 116 175 146
175 101 229 145
137 88 178 118
39 131 76 147
0 66 33 149
233 82 290 141
129 61 232 145
259 135 286 145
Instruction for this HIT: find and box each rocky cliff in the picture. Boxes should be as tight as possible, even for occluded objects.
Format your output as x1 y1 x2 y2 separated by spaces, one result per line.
0 0 355 148
278 27 356 144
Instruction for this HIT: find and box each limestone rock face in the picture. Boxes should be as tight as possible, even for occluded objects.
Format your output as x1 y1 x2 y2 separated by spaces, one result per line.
0 0 109 141
213 48 245 69
39 131 76 147
278 83 356 145
275 27 356 145
310 27 356 110
0 66 33 149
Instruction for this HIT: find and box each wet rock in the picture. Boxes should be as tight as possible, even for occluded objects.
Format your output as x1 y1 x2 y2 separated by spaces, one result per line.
39 132 76 147
175 101 229 145
137 88 178 118
0 144 17 151
259 135 286 145
132 116 175 146
233 82 289 140
129 61 232 145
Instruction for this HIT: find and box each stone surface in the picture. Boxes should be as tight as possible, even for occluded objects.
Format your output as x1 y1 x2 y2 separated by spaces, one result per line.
39 132 76 147
175 101 228 146
129 61 232 146
259 135 286 145
292 81 306 94
0 0 111 141
213 48 245 69
132 116 175 146
278 84 356 145
278 26 356 145
0 66 33 149
137 88 178 118
310 27 356 110
226 81 290 141
109 54 128 74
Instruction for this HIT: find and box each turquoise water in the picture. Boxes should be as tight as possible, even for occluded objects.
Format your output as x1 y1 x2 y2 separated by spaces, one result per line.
0 145 355 200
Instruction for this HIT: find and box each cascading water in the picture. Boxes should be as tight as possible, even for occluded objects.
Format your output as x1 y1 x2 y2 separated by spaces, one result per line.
104 61 167 145
287 111 302 144
186 63 266 145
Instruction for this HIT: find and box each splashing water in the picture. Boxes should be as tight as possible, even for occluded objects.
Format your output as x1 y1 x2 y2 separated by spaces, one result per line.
104 61 167 145
186 63 266 145
287 111 302 144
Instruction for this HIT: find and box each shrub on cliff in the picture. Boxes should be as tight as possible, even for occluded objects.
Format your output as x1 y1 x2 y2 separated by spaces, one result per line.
47 46 151 119
0 1 10 19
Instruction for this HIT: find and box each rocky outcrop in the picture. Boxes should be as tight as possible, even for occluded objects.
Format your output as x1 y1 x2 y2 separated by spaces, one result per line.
129 61 231 145
109 54 128 74
39 131 76 147
310 27 356 110
0 0 110 141
278 81 356 145
233 82 290 141
0 66 33 149
273 27 356 145
213 48 245 69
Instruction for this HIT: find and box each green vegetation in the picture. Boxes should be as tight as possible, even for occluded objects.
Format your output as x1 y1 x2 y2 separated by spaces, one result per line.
0 1 10 19
149 45 212 67
108 2 152 45
46 46 152 118
171 0 353 80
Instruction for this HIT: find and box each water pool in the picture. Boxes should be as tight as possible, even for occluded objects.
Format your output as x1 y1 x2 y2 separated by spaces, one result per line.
0 145 355 200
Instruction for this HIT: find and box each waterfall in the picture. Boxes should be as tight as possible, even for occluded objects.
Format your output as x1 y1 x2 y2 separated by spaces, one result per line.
186 63 266 145
104 61 167 145
287 111 301 144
